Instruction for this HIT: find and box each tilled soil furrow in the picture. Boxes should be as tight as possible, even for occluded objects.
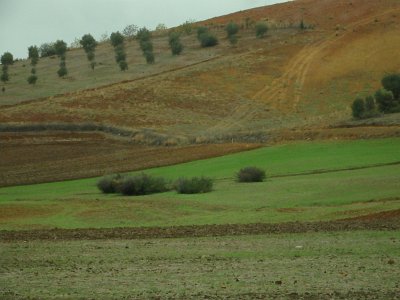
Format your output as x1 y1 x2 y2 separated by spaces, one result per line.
1 210 399 241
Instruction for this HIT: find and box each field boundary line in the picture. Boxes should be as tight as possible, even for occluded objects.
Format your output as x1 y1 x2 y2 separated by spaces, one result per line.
217 160 400 181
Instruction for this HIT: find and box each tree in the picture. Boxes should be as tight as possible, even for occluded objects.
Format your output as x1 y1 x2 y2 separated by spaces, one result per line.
144 51 155 64
57 65 68 77
168 32 183 55
110 32 128 71
381 73 400 100
54 40 67 77
179 19 196 35
80 34 97 70
155 23 167 35
351 98 365 119
1 52 13 84
1 69 9 83
137 27 155 64
110 32 124 47
1 52 13 66
226 22 240 46
375 89 394 113
136 27 151 43
27 74 38 85
365 95 376 112
122 24 138 40
300 19 306 30
226 22 239 37
28 46 39 66
196 26 209 41
28 46 39 85
54 40 67 57
39 43 56 57
255 22 268 38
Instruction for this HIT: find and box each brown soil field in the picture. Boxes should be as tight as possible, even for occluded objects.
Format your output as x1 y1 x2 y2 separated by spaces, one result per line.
1 209 399 241
0 132 260 187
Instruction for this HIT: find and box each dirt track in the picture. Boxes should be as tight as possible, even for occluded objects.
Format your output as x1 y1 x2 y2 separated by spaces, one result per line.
1 209 399 242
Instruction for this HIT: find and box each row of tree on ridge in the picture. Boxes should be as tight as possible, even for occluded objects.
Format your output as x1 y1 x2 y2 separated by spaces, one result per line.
0 20 284 89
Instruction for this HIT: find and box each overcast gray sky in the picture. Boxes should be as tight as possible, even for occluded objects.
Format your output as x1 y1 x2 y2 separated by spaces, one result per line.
0 0 289 59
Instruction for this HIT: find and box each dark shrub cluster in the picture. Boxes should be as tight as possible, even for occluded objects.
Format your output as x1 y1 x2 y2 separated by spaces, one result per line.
236 167 266 183
97 173 167 196
174 177 214 194
119 174 167 196
97 174 123 194
196 26 218 48
351 74 400 119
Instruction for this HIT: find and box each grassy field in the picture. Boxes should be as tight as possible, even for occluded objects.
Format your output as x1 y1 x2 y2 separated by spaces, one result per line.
1 138 399 230
1 230 399 299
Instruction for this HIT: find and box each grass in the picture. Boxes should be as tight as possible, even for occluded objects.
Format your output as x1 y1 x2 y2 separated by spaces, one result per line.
0 138 399 230
1 230 399 299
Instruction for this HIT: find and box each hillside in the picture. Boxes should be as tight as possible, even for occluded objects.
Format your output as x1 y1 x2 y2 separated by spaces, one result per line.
1 0 400 185
1 0 400 137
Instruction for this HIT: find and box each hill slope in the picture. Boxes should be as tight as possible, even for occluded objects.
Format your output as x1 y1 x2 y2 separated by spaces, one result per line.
0 0 399 142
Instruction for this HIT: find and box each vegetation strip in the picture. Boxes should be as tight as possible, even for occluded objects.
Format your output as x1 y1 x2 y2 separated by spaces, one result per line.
216 160 400 182
1 210 399 241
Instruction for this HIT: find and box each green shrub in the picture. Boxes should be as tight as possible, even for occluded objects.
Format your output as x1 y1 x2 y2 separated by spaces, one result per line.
169 32 183 55
196 26 209 40
97 174 124 194
375 89 395 113
174 177 214 194
199 33 218 47
255 22 268 38
27 74 38 85
236 167 266 182
119 174 168 196
144 51 155 64
381 73 400 100
351 98 365 119
226 22 239 37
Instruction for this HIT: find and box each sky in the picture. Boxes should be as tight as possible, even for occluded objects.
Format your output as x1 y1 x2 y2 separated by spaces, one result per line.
0 0 289 59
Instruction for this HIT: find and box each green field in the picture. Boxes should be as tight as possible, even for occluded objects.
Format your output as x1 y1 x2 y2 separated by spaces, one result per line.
1 138 399 230
1 230 399 299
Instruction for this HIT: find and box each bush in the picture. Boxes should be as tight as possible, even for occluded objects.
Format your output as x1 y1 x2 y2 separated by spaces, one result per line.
27 74 38 85
174 177 214 194
144 51 155 64
119 174 168 196
196 26 209 40
199 33 218 47
236 167 266 182
226 22 239 37
255 22 268 38
39 43 56 58
97 174 124 194
169 32 183 55
57 65 68 78
351 97 365 119
110 32 124 47
375 89 395 113
136 27 151 42
381 73 400 100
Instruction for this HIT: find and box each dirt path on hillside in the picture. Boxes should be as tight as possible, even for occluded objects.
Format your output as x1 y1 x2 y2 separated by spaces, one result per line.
210 8 400 133
1 209 399 241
